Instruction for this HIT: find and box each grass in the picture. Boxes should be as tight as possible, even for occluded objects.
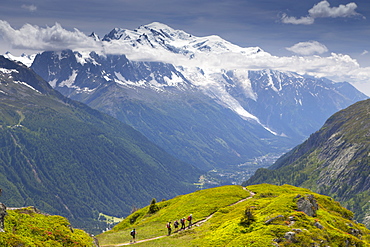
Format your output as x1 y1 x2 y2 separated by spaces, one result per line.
98 213 124 225
97 185 249 245
97 184 370 247
0 207 94 247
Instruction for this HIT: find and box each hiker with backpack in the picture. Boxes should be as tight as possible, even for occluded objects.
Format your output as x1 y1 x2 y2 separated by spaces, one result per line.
187 214 192 228
130 228 136 243
174 219 179 232
166 221 172 235
180 217 186 230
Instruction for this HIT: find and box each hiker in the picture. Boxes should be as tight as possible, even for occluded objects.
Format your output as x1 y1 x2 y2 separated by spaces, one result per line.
166 221 172 235
0 203 6 232
174 220 179 232
130 228 136 243
180 217 186 230
187 214 192 228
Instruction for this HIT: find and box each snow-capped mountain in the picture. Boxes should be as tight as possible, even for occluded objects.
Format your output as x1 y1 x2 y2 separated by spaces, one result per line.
101 22 262 58
4 52 36 67
29 23 367 178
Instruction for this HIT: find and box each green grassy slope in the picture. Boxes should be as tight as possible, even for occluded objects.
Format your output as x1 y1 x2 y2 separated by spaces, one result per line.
0 207 95 247
243 98 370 226
97 184 370 247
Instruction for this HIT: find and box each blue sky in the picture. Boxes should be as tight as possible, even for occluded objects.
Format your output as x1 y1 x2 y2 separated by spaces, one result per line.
1 0 370 94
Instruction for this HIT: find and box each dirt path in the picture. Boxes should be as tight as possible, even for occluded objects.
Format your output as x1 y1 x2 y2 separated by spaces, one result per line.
109 235 166 246
101 188 255 246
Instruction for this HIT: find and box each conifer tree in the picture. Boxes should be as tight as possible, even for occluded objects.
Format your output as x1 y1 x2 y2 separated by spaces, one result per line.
148 198 159 214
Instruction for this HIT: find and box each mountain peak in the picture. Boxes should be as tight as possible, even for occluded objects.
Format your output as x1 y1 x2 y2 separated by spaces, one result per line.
102 27 127 41
139 22 174 32
0 55 57 96
100 22 264 60
3 52 36 67
89 32 100 41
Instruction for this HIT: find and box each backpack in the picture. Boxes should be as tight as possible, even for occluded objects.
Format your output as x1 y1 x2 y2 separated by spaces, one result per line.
166 223 171 229
187 215 192 221
130 230 135 236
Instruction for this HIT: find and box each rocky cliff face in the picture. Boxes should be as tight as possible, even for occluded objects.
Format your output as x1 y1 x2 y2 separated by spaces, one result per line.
244 99 370 226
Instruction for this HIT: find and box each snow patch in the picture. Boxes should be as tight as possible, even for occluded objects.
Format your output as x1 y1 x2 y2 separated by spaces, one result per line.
163 72 184 87
49 79 58 88
214 89 277 135
114 71 125 82
103 75 112 81
114 72 147 87
74 51 101 66
14 81 41 93
74 52 88 65
3 52 36 67
75 87 97 94
0 68 18 75
266 70 279 93
59 70 78 88
232 70 257 101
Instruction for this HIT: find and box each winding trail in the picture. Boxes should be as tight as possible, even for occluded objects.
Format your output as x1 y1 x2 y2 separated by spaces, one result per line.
101 187 255 246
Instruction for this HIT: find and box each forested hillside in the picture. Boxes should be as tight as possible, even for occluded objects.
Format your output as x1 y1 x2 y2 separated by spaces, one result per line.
0 56 201 233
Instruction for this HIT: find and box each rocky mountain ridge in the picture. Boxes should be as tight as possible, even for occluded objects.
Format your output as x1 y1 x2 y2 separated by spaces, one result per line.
29 42 367 177
244 98 370 226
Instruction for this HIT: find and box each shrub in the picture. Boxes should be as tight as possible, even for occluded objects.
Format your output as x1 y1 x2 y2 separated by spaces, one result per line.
240 207 255 226
148 198 160 214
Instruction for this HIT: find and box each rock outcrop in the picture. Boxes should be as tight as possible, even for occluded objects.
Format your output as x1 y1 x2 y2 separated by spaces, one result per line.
296 194 318 217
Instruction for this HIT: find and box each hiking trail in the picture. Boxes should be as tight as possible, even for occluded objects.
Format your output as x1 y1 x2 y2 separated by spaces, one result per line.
101 187 255 246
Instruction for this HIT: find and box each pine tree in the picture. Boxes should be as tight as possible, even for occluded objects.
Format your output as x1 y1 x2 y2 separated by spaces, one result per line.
148 198 159 214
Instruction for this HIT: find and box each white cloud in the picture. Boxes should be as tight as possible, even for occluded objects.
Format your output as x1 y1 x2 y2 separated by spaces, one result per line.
0 21 101 52
1 20 370 96
308 1 359 18
21 4 37 12
281 0 362 25
361 50 368 56
286 41 328 56
281 14 314 25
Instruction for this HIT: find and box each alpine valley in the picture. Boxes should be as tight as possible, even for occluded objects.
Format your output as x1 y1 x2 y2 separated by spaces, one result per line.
0 56 201 233
25 23 367 183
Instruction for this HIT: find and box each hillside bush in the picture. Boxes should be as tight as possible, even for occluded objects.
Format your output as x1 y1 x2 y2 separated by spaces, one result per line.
0 207 94 246
148 198 160 214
